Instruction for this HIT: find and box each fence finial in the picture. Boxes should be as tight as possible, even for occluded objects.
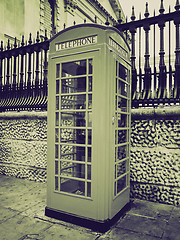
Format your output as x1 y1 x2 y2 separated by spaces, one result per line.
131 6 136 21
118 10 122 24
159 0 165 14
84 19 86 23
144 2 149 18
21 35 24 47
28 33 32 45
64 23 66 29
105 16 110 25
73 21 76 25
0 41 3 51
44 30 48 41
36 31 40 43
175 0 180 10
7 39 10 50
94 15 97 23
14 37 17 48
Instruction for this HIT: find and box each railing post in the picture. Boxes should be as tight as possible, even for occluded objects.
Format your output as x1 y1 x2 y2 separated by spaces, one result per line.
130 6 137 103
157 0 167 99
20 36 25 91
143 3 152 100
27 34 32 91
0 41 3 90
35 32 40 96
12 38 17 91
174 0 180 99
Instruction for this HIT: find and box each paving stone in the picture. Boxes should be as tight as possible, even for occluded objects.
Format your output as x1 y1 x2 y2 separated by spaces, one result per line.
115 213 166 238
0 206 20 223
0 214 51 240
98 228 162 240
37 224 99 240
129 199 173 220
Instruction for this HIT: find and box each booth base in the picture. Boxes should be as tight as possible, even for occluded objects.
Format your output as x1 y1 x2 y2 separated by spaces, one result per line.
45 202 131 233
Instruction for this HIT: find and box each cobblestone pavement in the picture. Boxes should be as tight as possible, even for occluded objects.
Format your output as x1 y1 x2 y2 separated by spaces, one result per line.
0 175 180 240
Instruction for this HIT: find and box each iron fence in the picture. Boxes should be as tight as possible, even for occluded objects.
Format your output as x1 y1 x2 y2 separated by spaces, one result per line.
0 0 179 111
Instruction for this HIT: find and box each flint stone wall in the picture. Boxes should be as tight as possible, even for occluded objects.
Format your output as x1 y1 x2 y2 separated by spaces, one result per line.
0 107 179 205
130 107 180 206
0 112 47 182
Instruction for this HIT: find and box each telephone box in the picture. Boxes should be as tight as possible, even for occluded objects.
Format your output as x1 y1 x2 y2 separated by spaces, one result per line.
45 23 131 232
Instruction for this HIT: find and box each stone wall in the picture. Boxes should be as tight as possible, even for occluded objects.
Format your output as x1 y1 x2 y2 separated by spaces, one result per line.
0 112 47 182
130 107 180 206
0 107 180 205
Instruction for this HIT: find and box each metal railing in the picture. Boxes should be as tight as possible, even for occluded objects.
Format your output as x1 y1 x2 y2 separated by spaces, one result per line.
0 0 179 111
116 0 180 107
0 32 49 111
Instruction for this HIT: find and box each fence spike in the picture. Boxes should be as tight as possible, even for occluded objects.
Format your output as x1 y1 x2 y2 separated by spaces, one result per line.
84 19 86 23
7 39 10 50
28 33 32 45
36 31 40 43
95 15 97 23
21 35 24 46
44 30 48 41
74 21 76 25
154 9 156 16
159 0 165 14
118 10 122 24
131 6 136 21
64 23 66 29
139 13 141 20
105 16 110 25
14 37 17 48
175 0 180 10
1 41 3 51
144 2 150 18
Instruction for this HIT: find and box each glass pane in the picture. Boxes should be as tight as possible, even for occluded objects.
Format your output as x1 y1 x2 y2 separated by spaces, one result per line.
117 113 128 128
88 129 92 145
88 94 92 109
60 128 86 144
55 176 59 190
116 161 126 178
87 112 92 127
115 145 129 161
61 112 86 127
61 95 86 110
62 60 86 77
117 176 126 193
55 112 59 126
55 161 58 175
118 80 129 97
56 80 59 94
88 77 92 91
56 96 59 110
114 181 117 196
60 178 85 196
88 59 93 74
60 162 85 179
87 165 91 180
117 130 128 144
60 145 85 161
118 97 128 112
61 77 86 93
87 182 91 197
55 144 59 159
55 128 59 142
118 63 128 81
88 147 91 162
56 64 60 78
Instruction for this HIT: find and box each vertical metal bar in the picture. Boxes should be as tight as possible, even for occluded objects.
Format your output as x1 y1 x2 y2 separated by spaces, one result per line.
153 11 157 98
169 7 172 98
139 14 142 94
173 3 180 99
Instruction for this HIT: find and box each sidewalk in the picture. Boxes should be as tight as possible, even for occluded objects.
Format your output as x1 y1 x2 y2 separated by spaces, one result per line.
0 174 179 240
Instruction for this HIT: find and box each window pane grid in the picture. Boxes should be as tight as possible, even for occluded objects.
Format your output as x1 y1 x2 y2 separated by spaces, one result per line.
114 60 130 197
55 58 93 198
